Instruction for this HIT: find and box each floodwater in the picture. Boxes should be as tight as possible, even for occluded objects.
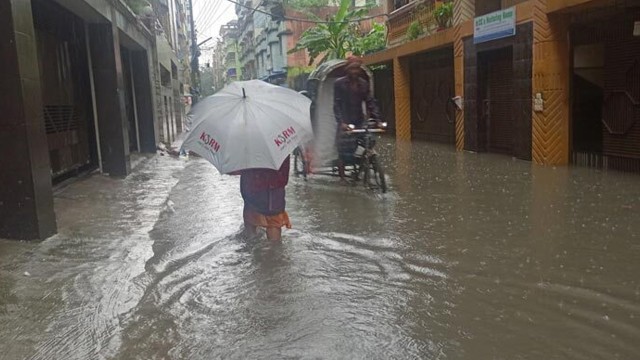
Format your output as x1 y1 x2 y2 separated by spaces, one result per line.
1 140 639 359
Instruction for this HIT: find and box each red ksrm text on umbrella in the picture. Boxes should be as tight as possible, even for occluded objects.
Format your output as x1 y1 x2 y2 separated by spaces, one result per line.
200 131 221 152
274 127 296 147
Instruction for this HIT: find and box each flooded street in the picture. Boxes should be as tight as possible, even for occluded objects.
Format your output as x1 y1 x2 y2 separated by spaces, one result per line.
1 139 639 359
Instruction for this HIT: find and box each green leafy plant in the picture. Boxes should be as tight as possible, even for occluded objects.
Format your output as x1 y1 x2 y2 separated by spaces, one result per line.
434 1 453 29
351 22 387 56
406 20 424 41
288 0 372 65
287 66 316 78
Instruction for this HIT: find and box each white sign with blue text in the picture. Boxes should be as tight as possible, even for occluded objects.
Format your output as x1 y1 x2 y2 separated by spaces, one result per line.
474 7 516 44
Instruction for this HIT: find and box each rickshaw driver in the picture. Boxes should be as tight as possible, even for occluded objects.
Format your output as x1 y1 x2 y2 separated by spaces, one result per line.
333 56 381 180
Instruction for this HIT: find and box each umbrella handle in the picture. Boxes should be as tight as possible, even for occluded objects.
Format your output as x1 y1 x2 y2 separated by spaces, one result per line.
242 88 246 99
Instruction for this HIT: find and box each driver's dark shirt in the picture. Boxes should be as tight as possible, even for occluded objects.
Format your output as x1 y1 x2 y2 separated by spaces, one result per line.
333 76 380 128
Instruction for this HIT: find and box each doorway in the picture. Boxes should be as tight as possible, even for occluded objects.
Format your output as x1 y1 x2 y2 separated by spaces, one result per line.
571 43 604 167
410 48 455 144
478 47 515 155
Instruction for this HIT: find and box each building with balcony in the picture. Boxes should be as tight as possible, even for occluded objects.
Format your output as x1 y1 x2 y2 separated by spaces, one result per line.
364 0 640 172
151 0 191 143
218 20 242 84
229 0 298 85
211 39 226 91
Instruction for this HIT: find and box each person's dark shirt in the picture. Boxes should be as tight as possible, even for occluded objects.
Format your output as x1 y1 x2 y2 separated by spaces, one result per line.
240 156 290 195
333 76 380 128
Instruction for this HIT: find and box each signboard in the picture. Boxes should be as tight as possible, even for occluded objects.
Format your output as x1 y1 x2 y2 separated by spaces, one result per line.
474 7 516 44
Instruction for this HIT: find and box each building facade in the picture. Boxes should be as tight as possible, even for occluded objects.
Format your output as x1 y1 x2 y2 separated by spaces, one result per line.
211 39 226 91
219 20 242 85
364 0 640 172
231 1 385 88
1 0 191 240
151 0 191 143
217 0 288 85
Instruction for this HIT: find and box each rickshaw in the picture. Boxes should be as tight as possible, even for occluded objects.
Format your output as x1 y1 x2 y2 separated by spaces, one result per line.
293 59 388 193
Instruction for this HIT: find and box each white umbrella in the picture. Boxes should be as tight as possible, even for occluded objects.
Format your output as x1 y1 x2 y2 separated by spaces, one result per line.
182 80 313 174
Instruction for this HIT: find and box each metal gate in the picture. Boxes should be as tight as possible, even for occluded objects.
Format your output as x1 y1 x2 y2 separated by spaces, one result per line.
571 8 640 172
410 48 455 143
601 14 640 161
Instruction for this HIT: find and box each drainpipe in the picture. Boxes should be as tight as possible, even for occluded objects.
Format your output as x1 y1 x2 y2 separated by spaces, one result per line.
85 22 103 173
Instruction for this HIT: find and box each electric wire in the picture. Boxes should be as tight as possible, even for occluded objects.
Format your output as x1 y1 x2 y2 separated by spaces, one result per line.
198 3 235 38
195 0 222 24
197 0 226 31
224 0 388 24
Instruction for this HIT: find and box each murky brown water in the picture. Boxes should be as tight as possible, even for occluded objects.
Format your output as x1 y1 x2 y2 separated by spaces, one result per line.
1 140 639 359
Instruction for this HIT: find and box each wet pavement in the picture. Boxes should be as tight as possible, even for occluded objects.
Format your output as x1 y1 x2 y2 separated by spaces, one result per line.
1 140 639 359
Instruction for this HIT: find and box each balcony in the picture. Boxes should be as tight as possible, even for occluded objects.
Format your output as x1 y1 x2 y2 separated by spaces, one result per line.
386 0 439 45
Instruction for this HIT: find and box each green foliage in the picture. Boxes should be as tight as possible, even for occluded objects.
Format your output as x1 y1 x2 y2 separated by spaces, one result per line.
351 22 387 56
287 66 316 78
406 20 424 41
199 66 215 97
434 1 453 29
288 0 372 65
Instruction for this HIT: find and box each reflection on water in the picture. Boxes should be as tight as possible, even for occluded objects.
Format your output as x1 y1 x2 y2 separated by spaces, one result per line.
0 140 639 359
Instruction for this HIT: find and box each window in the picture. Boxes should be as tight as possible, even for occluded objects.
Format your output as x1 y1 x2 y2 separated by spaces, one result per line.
160 66 171 87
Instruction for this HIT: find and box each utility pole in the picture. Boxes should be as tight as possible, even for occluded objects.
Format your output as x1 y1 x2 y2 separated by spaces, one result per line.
188 0 199 103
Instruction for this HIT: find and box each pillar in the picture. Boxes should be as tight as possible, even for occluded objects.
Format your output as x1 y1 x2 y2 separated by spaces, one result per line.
532 0 570 165
132 50 157 153
0 0 57 239
453 0 475 151
88 16 131 177
393 56 411 141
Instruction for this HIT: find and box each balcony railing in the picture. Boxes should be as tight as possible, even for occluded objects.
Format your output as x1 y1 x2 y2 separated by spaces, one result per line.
387 0 437 45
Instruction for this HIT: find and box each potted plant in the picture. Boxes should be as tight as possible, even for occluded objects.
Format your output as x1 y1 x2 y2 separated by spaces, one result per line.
434 1 453 30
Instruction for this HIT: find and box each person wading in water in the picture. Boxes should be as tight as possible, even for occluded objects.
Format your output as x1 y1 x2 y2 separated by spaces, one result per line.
234 157 291 242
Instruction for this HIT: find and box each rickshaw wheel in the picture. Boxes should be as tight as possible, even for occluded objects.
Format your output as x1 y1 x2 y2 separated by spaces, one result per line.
372 156 387 193
293 147 307 180
364 155 387 193
361 158 370 187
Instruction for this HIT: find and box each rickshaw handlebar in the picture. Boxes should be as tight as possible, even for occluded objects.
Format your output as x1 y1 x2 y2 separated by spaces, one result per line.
348 128 385 134
345 119 387 134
